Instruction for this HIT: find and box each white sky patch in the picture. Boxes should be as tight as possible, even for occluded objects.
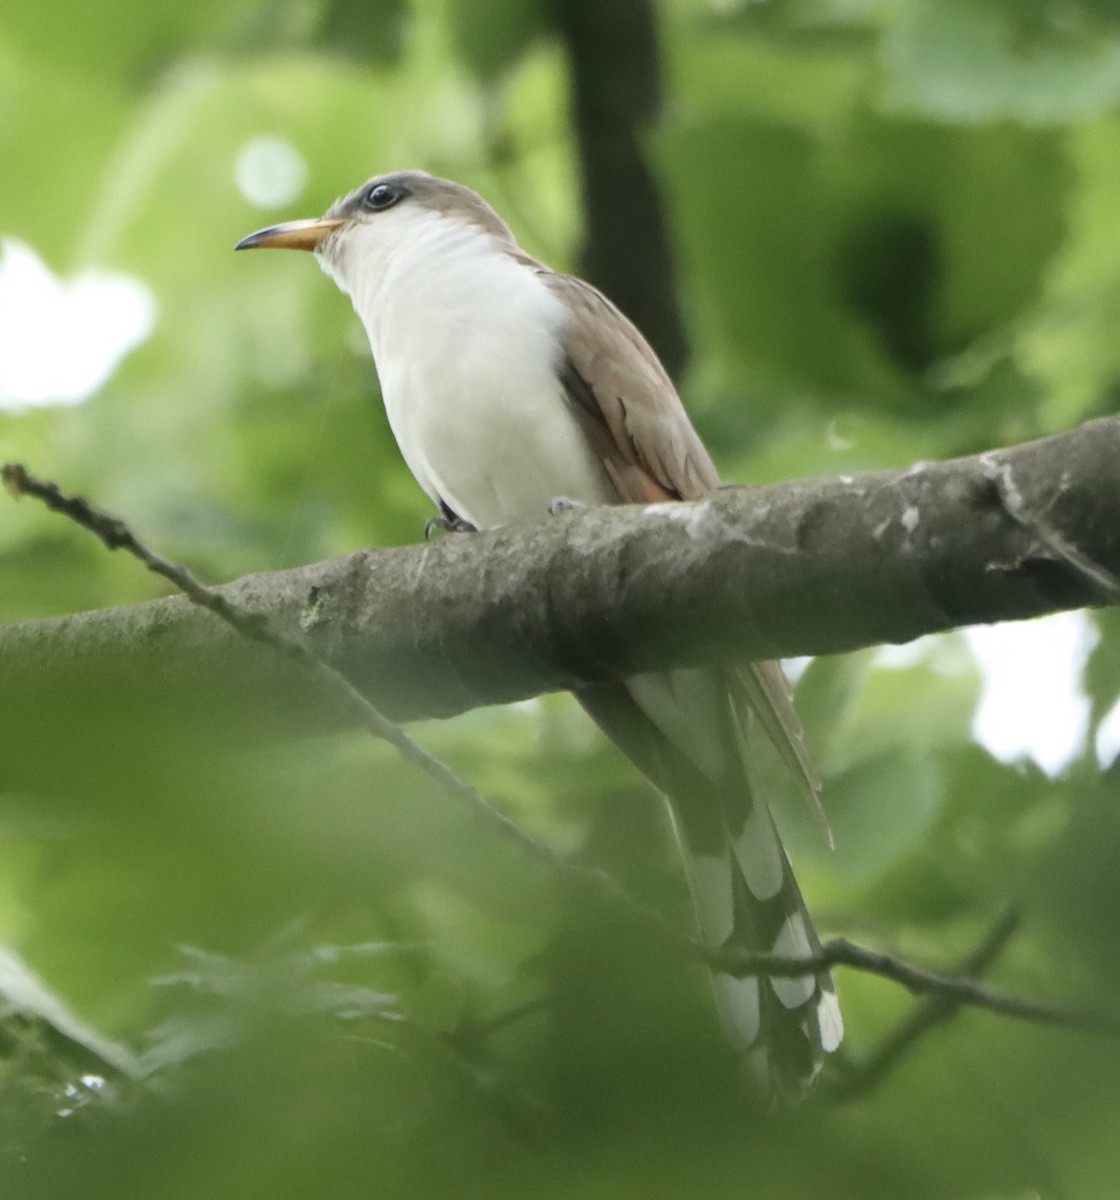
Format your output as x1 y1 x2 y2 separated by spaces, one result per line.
235 136 309 209
0 240 156 412
964 612 1098 776
871 614 1105 775
782 655 813 683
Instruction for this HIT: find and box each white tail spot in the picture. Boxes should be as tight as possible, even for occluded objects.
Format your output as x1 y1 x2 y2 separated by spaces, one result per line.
770 915 816 1009
685 852 734 945
817 990 844 1053
732 803 784 901
714 975 761 1051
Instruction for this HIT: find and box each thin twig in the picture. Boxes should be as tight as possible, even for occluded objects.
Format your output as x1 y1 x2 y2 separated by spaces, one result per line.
450 997 553 1054
7 463 1120 1047
708 931 1120 1036
831 909 1023 1098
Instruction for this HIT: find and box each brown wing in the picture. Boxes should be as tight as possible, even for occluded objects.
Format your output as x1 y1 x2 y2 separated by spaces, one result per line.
540 272 720 502
539 270 825 819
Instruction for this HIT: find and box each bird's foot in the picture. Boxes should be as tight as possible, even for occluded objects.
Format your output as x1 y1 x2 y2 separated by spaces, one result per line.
548 496 586 516
425 503 478 539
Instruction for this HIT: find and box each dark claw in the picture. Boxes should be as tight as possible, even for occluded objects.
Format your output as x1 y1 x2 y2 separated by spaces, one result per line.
549 496 585 516
425 501 478 539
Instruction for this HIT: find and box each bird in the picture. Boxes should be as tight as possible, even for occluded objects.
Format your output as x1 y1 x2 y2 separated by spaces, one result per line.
236 171 843 1101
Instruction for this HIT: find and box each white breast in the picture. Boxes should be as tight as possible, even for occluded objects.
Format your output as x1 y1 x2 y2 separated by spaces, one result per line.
319 207 613 529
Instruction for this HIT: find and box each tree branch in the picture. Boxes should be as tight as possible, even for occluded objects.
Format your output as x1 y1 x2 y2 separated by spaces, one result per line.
3 419 1118 743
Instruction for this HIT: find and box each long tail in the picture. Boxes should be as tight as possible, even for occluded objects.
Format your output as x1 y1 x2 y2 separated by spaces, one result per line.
576 669 842 1102
670 768 843 1100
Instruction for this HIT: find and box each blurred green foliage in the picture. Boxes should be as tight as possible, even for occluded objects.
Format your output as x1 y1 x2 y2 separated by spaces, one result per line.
2 0 1120 1196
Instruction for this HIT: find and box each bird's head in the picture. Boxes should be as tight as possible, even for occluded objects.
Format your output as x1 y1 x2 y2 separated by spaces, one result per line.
235 171 517 297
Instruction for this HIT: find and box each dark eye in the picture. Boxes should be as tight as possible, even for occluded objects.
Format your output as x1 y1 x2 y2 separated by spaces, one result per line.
365 183 399 211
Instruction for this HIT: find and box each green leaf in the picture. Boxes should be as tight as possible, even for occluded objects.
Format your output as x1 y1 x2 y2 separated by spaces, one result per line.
443 0 546 82
0 945 140 1076
882 0 1120 126
805 746 945 882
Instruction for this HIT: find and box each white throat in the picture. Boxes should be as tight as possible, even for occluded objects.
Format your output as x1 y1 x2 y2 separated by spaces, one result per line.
318 207 612 528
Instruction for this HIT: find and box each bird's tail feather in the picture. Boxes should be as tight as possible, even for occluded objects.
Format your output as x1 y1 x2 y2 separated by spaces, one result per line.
671 781 843 1101
576 671 842 1102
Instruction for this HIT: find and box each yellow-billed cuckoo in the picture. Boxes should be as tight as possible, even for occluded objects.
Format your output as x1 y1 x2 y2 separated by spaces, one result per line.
236 171 843 1100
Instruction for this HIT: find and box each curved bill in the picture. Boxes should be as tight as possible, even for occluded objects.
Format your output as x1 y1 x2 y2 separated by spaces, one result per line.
234 218 346 252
